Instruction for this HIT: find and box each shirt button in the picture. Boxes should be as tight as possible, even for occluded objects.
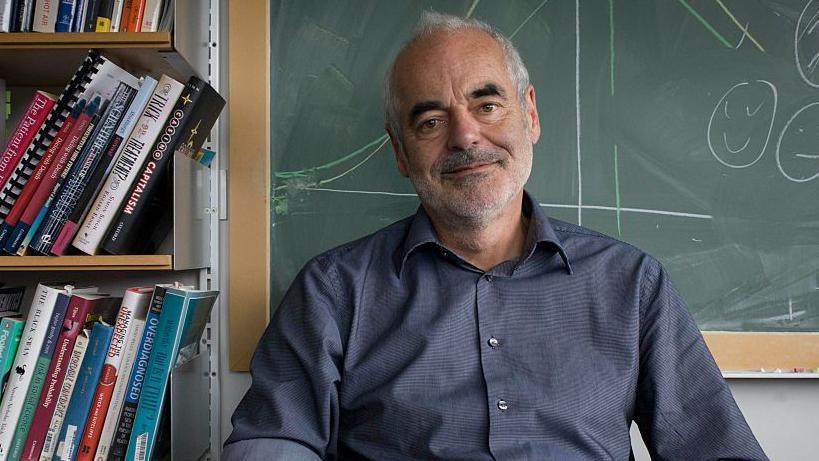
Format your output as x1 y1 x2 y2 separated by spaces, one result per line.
484 274 492 282
487 337 500 348
497 399 508 411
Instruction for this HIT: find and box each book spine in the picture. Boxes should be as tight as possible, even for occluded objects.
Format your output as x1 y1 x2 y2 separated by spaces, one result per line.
0 319 24 400
32 85 134 256
6 97 101 256
17 0 34 31
70 0 84 31
0 101 83 250
0 284 65 461
54 323 111 461
125 289 189 461
52 77 157 256
20 294 104 461
93 0 111 31
101 77 209 255
75 287 150 461
116 0 129 31
72 76 183 256
6 293 72 461
38 330 87 461
107 0 120 31
54 0 75 32
89 317 142 461
0 92 56 193
0 0 13 32
31 0 59 32
137 0 158 32
107 285 166 461
81 0 97 31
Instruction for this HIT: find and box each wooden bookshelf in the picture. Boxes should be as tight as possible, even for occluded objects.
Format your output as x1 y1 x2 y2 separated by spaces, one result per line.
0 32 195 86
0 254 173 271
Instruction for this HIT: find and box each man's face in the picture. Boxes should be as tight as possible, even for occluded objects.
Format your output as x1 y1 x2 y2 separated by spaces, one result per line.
388 29 541 224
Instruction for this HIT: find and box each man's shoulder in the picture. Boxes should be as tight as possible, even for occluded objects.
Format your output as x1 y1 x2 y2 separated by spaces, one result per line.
306 214 414 271
547 217 661 271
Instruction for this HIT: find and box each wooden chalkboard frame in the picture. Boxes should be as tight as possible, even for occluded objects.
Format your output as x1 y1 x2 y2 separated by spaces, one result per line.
228 0 819 374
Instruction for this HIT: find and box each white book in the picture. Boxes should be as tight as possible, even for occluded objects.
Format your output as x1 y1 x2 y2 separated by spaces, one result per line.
78 58 140 103
0 283 96 461
39 330 89 461
139 0 162 32
93 316 144 461
17 0 35 31
109 0 124 32
79 286 151 458
32 0 59 33
72 74 183 255
0 0 12 32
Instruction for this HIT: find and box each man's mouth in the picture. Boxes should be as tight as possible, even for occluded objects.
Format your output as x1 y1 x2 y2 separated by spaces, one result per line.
443 161 497 175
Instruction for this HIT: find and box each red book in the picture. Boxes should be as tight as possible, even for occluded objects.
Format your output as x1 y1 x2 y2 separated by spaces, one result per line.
20 293 121 461
119 0 134 31
127 0 145 32
75 287 152 461
0 100 84 246
0 91 56 191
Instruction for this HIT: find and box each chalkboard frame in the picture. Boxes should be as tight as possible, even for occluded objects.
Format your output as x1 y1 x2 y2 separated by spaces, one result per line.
228 0 819 373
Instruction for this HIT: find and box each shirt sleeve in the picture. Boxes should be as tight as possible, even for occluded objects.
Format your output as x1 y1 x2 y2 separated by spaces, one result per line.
224 256 346 460
633 258 768 461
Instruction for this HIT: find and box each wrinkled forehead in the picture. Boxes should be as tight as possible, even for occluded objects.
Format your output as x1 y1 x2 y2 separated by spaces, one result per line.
392 29 513 105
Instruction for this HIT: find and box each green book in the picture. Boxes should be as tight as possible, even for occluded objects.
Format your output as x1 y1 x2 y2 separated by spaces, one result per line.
0 318 24 400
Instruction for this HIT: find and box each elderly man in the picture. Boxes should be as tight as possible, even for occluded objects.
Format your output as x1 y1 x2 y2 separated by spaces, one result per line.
224 12 766 461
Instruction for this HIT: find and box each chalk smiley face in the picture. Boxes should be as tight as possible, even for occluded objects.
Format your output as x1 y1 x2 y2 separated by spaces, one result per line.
776 101 819 183
708 80 778 169
796 0 819 88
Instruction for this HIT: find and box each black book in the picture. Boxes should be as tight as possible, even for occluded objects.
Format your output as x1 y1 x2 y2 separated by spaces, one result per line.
100 77 225 255
83 0 101 31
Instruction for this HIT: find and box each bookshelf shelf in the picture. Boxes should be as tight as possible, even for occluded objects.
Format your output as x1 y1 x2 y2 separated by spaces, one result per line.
0 32 195 86
0 254 173 271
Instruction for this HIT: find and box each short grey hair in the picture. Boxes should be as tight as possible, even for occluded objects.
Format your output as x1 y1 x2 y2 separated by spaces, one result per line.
384 11 531 141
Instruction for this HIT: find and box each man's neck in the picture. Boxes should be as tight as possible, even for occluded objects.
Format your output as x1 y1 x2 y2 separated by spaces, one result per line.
428 194 529 272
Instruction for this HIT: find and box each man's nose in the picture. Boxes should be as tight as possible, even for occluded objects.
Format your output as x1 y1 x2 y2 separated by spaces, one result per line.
447 110 481 151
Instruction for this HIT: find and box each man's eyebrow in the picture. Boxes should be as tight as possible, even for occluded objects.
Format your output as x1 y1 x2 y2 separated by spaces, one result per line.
409 100 444 125
471 83 505 99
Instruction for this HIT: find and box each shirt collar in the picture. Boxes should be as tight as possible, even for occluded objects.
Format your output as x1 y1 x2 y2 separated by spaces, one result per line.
393 191 572 276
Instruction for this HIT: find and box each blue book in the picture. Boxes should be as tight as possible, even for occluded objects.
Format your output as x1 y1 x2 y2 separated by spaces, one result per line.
54 322 112 461
71 0 86 32
126 288 218 461
6 292 72 460
55 0 77 32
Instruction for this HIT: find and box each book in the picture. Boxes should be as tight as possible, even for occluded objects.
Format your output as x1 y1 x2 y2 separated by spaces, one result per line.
126 288 218 461
0 92 56 194
137 0 157 32
20 294 120 461
106 284 172 461
38 330 87 461
75 287 151 461
0 101 86 250
0 52 139 240
70 0 85 31
0 283 96 461
116 0 130 31
16 0 34 31
81 0 97 31
72 75 184 256
0 287 25 314
93 0 111 31
5 291 73 461
0 318 24 400
54 0 75 32
30 83 136 256
4 96 103 256
53 322 111 461
0 0 13 32
108 0 122 32
123 0 140 31
101 77 225 255
52 77 157 256
31 0 58 32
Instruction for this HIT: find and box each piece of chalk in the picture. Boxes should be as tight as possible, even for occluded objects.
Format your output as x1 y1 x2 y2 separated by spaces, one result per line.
793 367 807 373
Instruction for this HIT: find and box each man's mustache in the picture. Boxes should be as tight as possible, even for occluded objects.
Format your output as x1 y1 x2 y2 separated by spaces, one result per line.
436 149 505 174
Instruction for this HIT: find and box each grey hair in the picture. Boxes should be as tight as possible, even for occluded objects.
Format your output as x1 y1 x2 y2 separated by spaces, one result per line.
383 11 531 141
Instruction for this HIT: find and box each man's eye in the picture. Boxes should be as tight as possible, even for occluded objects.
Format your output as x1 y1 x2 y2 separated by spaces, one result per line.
480 103 498 112
421 119 442 130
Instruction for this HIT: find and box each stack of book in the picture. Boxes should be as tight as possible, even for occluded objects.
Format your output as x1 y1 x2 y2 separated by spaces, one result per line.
0 0 172 33
0 49 225 257
0 282 218 461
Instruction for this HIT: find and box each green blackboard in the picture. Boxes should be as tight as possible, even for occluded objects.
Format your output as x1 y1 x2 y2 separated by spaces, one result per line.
269 0 819 332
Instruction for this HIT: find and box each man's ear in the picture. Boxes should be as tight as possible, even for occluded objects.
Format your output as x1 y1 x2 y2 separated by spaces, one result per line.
387 127 410 177
525 85 541 144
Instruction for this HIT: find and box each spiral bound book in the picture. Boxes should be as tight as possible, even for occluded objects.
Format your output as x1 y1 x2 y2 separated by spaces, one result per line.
0 50 138 233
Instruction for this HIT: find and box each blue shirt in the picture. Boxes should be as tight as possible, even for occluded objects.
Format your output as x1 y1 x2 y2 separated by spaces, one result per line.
225 192 766 460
